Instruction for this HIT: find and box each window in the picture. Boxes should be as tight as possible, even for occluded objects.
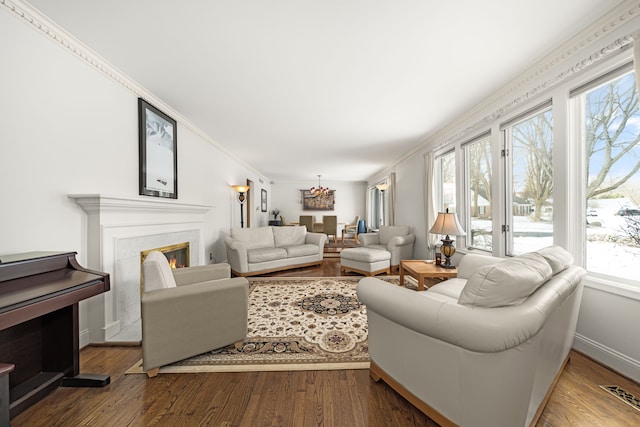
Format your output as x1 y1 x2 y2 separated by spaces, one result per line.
436 151 456 212
367 185 383 229
502 105 554 255
367 179 391 230
574 67 640 281
465 135 492 251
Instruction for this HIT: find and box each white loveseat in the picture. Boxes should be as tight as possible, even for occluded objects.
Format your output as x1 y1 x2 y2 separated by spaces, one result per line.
225 226 327 276
357 246 585 427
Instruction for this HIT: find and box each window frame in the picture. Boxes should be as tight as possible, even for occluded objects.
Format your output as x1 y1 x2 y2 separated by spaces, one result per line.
462 132 493 253
570 61 640 285
427 49 640 293
500 101 554 256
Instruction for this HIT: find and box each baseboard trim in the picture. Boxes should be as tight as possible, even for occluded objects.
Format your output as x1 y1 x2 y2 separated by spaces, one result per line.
573 334 640 383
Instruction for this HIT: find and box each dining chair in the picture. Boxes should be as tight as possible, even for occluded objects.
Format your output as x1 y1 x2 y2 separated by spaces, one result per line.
299 215 314 231
322 215 338 244
342 215 361 245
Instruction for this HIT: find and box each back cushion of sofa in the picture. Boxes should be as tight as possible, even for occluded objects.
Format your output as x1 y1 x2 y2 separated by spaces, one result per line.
537 245 574 275
457 253 504 279
230 227 275 249
458 252 553 307
273 225 306 247
378 225 409 245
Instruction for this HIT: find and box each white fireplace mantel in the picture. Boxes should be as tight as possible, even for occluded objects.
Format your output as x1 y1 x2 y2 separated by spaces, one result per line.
69 194 213 215
69 194 214 344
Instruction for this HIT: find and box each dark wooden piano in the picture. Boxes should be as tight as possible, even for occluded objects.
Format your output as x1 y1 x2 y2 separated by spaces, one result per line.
0 251 110 422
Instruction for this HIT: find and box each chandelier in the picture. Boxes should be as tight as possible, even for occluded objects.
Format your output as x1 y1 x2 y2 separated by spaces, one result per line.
310 174 330 196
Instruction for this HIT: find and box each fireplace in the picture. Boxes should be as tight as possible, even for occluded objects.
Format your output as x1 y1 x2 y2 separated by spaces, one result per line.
141 242 190 270
69 194 213 345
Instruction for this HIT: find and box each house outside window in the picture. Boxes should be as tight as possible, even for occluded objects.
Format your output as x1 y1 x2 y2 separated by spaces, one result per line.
573 65 640 282
436 151 456 213
502 105 554 256
465 135 492 251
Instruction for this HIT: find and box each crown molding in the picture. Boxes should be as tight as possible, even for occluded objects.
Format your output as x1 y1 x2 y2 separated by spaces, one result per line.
1 0 269 182
366 1 640 181
426 0 640 151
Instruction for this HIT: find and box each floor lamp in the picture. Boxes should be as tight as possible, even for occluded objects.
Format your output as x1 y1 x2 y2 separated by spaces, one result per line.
232 185 250 228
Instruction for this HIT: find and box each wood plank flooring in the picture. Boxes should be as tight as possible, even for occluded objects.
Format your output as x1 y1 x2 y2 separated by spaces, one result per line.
11 258 640 426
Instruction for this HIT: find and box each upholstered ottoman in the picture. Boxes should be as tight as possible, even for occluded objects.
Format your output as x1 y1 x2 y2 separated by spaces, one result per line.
340 247 391 276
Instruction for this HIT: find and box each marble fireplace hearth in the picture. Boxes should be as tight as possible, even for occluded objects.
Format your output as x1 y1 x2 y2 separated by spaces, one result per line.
70 194 213 345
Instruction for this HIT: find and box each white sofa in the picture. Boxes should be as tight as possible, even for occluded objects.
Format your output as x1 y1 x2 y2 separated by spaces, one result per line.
225 226 327 276
357 246 585 427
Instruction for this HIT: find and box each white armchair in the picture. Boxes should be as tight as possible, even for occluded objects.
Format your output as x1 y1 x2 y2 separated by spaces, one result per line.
358 225 415 272
141 251 249 376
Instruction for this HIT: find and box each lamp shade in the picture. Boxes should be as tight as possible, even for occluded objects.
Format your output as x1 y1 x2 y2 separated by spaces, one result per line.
429 211 466 237
232 185 250 193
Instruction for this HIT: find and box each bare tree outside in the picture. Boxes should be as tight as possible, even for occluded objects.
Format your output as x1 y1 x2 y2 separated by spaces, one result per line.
583 71 640 279
467 138 492 250
586 75 640 200
469 139 492 218
511 110 553 222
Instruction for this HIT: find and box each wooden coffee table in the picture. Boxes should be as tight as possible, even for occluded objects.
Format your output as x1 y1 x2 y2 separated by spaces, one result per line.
399 260 458 291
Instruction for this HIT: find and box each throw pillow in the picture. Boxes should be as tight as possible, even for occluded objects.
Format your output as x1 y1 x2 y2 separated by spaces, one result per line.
458 252 552 307
537 245 574 275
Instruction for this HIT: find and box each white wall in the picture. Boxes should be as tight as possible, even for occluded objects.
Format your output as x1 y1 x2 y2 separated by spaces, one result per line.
367 2 640 381
0 6 268 336
270 180 367 228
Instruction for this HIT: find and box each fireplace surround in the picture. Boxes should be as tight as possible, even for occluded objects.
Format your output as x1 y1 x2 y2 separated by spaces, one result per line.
141 242 190 270
69 194 213 344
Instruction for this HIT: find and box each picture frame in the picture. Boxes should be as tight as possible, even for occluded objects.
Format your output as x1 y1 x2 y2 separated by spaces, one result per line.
302 190 335 211
138 98 178 199
261 189 267 212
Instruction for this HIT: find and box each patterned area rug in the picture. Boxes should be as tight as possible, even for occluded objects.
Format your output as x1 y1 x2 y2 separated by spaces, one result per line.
126 276 401 374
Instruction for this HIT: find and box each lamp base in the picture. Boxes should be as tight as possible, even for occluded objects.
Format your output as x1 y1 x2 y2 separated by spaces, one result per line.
440 237 456 269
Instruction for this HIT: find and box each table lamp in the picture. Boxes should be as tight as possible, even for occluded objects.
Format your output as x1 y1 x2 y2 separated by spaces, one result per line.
429 208 466 268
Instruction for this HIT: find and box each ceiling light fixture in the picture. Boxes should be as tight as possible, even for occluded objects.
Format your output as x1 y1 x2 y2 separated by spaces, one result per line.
310 174 329 196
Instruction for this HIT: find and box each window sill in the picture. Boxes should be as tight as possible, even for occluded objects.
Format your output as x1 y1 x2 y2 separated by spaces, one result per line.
584 273 640 301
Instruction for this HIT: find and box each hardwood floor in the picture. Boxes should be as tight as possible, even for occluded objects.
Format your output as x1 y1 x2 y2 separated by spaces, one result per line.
11 258 640 426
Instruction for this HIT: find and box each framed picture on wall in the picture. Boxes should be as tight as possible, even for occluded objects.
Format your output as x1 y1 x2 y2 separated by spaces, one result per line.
302 190 335 210
261 189 267 212
138 98 178 199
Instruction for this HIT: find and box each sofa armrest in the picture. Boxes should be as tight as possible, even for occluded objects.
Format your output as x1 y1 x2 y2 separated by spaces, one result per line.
141 277 249 370
172 263 231 286
358 233 380 246
305 232 328 251
387 234 415 248
225 236 248 273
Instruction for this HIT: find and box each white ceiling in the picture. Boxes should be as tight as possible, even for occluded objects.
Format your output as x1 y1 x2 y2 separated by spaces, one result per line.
27 0 621 182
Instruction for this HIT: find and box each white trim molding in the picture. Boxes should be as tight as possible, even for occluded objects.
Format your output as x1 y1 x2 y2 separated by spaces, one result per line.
574 333 640 383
